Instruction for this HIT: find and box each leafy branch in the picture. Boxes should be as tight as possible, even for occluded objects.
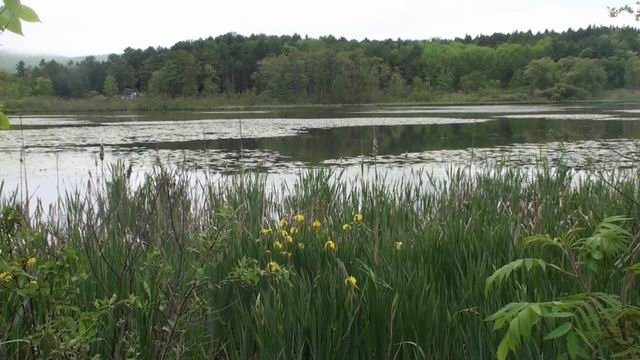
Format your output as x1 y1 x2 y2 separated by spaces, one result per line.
486 216 640 359
0 0 39 36
609 2 640 21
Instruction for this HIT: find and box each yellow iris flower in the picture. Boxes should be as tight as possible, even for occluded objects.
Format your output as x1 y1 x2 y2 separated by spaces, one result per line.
325 240 337 251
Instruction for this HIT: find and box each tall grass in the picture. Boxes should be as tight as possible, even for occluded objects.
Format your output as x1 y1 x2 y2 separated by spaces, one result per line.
0 163 638 359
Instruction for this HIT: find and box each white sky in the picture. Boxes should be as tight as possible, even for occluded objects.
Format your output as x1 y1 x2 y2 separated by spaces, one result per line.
0 0 638 57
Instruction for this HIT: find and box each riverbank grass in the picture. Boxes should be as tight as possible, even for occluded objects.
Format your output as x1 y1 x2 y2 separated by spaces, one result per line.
0 163 639 359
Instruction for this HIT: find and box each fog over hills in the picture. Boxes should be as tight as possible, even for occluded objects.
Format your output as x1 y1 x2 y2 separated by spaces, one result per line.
0 50 108 72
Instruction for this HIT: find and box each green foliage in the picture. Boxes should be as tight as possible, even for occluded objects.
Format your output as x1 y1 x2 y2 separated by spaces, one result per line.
3 26 640 103
31 76 53 96
540 83 589 101
102 74 119 97
0 106 8 130
561 57 607 95
0 0 39 36
387 70 408 97
147 50 198 98
0 161 639 358
525 57 608 99
107 54 135 91
486 216 640 360
484 258 563 295
524 57 559 90
624 56 640 88
227 257 265 286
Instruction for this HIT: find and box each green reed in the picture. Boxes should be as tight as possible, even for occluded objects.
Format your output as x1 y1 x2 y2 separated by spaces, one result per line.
0 162 638 359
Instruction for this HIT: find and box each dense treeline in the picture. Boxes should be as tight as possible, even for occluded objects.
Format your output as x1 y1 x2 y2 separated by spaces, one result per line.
2 26 640 103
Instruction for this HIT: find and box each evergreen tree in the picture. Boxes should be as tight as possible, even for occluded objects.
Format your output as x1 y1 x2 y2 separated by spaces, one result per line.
103 74 119 97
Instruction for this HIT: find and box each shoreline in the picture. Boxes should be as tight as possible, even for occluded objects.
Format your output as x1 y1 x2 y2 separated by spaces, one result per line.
5 88 640 114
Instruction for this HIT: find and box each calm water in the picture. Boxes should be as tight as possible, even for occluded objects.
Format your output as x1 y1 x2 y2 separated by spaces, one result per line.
2 104 640 203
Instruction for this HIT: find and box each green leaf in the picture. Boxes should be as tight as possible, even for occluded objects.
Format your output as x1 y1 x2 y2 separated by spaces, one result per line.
531 303 543 316
496 336 512 360
5 13 22 35
18 4 38 22
492 317 506 331
0 111 9 130
507 317 521 346
567 332 589 359
590 250 603 260
542 311 574 318
0 8 12 29
629 262 640 275
485 258 563 294
544 322 572 340
523 234 564 249
517 307 539 339
3 0 21 12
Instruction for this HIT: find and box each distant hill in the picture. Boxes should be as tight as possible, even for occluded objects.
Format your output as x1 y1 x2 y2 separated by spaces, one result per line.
0 50 108 73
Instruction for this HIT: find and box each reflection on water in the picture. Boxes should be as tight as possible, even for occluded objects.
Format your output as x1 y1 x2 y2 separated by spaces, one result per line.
353 104 574 114
2 104 640 204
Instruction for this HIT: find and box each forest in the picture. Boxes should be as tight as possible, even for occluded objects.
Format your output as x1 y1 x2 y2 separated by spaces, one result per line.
2 26 640 104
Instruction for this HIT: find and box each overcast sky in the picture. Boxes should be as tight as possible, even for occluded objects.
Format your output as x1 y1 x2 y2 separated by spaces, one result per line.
0 0 638 57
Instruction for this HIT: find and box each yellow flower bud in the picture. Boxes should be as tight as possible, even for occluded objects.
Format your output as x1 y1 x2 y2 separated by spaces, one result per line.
324 240 337 251
294 214 304 222
285 235 293 244
395 242 404 251
267 261 280 273
0 272 12 282
312 220 321 229
273 241 283 251
354 213 364 222
345 276 357 287
26 256 37 268
342 224 352 232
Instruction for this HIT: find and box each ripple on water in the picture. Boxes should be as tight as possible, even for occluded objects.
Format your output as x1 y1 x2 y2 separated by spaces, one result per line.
495 113 621 120
3 105 640 207
355 104 575 114
0 116 490 151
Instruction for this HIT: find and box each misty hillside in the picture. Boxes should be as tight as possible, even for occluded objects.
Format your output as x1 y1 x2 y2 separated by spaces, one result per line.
0 50 108 73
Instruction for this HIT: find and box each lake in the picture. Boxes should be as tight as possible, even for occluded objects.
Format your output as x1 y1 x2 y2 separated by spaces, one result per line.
2 104 640 203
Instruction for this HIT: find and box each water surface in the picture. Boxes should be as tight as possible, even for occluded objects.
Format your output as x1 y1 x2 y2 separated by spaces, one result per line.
2 104 640 203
